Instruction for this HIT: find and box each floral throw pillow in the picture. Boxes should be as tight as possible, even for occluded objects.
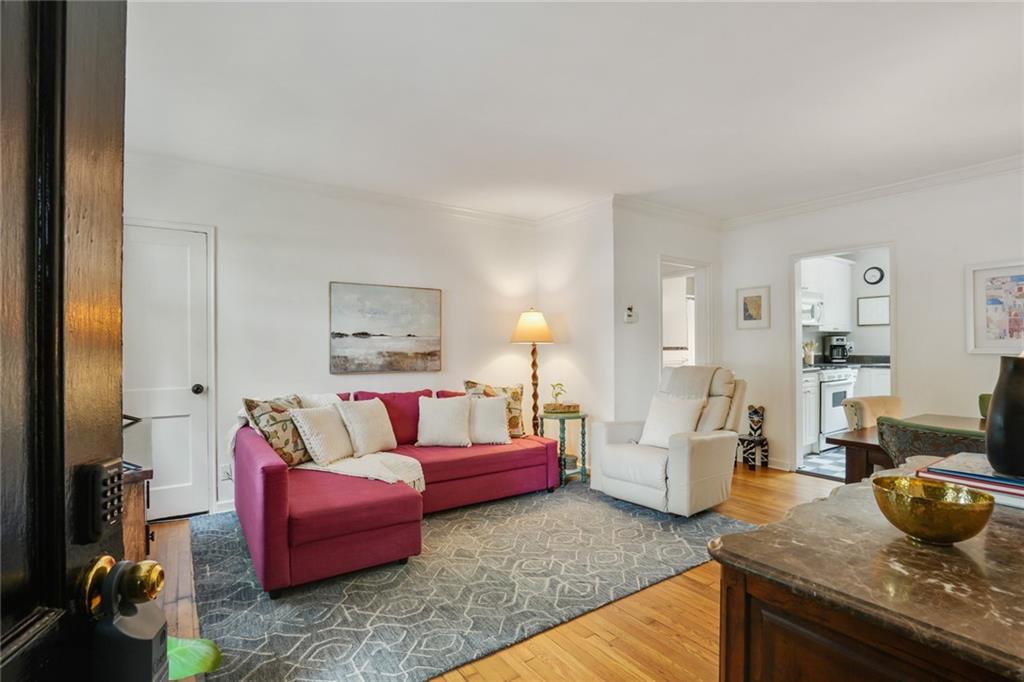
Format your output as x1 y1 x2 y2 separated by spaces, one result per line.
242 395 309 466
464 380 525 438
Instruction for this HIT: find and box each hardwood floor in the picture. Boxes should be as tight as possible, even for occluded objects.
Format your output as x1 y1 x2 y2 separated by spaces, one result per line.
149 466 838 681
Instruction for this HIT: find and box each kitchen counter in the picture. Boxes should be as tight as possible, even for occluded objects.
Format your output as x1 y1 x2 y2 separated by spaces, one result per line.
710 477 1024 680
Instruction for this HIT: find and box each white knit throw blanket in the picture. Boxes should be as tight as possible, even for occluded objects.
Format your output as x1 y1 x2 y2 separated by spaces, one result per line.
227 410 425 492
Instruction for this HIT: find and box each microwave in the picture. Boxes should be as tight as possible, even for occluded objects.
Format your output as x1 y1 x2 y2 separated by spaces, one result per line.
801 292 824 326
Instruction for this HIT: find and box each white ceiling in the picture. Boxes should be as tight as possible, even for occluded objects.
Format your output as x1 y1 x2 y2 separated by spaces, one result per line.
125 2 1023 222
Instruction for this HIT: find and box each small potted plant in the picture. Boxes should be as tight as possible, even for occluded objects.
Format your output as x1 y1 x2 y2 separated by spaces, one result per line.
543 382 580 414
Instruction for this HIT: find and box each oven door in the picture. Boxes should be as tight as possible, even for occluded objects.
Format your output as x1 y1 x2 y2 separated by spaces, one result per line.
820 379 855 435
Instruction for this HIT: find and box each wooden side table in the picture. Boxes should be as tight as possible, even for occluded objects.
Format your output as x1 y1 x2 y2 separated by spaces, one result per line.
538 412 588 485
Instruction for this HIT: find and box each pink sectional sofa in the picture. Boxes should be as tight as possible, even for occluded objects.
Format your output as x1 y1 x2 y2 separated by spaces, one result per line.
234 399 559 597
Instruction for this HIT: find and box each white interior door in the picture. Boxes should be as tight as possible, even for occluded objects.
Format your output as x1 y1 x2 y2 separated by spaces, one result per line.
123 224 210 519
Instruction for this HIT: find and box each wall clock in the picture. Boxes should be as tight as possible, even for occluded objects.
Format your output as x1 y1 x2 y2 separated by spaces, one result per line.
863 266 885 285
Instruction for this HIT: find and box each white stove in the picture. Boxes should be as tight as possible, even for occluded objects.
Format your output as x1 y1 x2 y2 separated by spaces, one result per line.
819 366 858 450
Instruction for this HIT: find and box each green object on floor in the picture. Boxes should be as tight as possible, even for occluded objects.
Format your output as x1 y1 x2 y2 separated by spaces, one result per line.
539 412 588 485
168 636 221 680
979 393 992 418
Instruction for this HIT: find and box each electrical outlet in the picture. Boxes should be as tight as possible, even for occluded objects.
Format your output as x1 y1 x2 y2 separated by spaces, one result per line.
219 463 233 481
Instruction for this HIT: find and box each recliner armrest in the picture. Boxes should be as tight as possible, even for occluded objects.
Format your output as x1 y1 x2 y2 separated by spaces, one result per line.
592 420 645 445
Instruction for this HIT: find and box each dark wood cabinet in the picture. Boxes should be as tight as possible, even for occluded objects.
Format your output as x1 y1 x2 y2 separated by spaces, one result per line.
122 469 153 561
719 565 1011 682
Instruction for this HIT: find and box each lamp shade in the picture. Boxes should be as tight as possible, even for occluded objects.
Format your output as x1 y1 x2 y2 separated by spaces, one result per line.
511 309 553 344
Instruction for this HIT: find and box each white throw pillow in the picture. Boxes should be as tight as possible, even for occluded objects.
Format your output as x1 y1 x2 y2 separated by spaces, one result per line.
638 393 706 448
470 396 511 445
416 396 471 447
290 406 354 466
298 393 344 409
337 398 398 456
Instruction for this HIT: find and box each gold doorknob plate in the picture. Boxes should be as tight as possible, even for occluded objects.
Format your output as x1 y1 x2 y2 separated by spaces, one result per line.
81 555 165 618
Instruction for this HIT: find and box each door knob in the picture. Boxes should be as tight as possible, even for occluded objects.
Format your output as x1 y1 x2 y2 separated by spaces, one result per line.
191 383 205 395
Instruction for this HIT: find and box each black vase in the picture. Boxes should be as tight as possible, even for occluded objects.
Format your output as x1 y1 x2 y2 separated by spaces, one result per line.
986 355 1024 476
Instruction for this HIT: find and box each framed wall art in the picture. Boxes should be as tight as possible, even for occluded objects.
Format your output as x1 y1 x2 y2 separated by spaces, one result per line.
965 260 1024 354
329 282 442 373
737 285 771 330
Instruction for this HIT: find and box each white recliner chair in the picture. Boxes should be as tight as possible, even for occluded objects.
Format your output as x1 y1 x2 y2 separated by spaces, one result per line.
591 366 747 516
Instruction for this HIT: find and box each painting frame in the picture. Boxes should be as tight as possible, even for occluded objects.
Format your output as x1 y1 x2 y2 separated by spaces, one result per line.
857 295 890 327
329 281 443 374
737 285 771 330
965 260 1024 354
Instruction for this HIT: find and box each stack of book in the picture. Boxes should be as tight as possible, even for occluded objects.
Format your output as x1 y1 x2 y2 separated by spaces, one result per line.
917 452 1024 509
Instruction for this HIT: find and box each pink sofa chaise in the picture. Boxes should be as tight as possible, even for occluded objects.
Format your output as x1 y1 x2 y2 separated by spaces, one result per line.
234 425 559 596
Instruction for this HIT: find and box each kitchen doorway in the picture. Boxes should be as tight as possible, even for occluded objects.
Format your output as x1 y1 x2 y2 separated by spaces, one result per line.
793 245 895 480
660 257 712 369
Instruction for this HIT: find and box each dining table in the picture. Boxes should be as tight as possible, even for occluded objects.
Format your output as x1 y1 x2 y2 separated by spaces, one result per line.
824 413 987 484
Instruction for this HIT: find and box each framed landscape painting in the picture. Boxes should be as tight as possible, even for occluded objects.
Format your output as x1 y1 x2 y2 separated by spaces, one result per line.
966 260 1024 354
329 282 442 373
737 285 771 330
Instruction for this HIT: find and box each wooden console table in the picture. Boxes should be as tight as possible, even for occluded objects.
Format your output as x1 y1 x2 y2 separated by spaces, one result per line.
710 478 1023 681
826 413 986 484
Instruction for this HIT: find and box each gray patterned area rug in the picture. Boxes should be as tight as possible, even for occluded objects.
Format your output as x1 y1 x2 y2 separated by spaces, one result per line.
190 484 753 681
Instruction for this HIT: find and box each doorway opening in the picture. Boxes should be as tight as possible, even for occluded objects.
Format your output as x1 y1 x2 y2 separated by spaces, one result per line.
793 245 895 481
660 257 711 370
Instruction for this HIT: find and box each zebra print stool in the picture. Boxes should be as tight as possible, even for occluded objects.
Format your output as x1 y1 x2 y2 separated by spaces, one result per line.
736 405 768 470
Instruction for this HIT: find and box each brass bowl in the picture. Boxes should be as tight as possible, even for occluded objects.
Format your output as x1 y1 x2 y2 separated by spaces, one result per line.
871 476 994 546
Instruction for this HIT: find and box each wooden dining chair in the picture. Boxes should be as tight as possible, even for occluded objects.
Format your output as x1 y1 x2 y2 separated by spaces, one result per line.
876 416 986 468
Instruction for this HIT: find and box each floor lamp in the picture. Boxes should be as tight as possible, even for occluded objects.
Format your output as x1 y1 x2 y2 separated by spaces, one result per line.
511 308 553 435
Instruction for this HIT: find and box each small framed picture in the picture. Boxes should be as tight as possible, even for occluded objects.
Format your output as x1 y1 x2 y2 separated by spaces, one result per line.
857 295 890 326
737 286 770 330
965 260 1024 354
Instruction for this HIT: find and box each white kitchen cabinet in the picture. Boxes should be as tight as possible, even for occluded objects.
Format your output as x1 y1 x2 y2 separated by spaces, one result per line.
801 374 820 450
818 258 853 332
854 367 891 396
800 257 853 332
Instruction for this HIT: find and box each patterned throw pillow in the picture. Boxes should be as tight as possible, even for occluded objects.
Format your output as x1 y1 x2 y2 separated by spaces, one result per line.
464 380 525 438
242 395 309 466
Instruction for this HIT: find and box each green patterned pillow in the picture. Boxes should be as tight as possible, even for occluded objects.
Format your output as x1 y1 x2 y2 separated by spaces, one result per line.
242 395 309 466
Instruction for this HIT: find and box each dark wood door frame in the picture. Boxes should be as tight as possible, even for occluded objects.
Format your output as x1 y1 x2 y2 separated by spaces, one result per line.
1 1 127 678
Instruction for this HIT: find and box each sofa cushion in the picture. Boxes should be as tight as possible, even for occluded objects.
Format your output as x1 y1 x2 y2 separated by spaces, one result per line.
337 398 398 456
436 390 465 398
242 395 309 466
600 443 668 490
287 469 422 546
697 396 731 432
392 439 548 484
464 380 524 437
354 389 432 445
416 396 471 447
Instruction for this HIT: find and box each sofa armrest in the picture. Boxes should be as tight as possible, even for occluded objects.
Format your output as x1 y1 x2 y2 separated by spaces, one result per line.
234 426 291 591
593 420 645 445
665 430 738 516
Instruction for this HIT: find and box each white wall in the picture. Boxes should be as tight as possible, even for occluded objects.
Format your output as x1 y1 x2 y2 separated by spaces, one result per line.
124 152 538 505
846 246 891 356
613 201 721 420
719 171 1024 470
535 201 616 424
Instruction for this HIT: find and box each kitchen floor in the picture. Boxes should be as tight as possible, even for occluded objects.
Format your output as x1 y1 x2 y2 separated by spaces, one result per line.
797 447 846 481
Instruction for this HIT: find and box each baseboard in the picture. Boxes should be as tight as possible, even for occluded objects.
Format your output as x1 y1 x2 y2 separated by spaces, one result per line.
212 499 235 515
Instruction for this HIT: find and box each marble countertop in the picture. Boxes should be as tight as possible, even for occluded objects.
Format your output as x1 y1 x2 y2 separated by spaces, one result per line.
709 479 1024 679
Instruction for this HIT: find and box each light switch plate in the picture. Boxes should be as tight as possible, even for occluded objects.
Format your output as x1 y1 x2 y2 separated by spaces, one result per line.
624 305 638 323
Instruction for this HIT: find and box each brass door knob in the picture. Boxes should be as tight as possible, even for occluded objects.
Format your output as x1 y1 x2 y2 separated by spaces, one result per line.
120 560 165 603
82 555 116 618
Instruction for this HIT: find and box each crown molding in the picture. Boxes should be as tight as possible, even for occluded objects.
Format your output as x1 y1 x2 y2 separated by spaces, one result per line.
723 154 1024 230
612 195 723 231
535 196 614 227
124 149 537 229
